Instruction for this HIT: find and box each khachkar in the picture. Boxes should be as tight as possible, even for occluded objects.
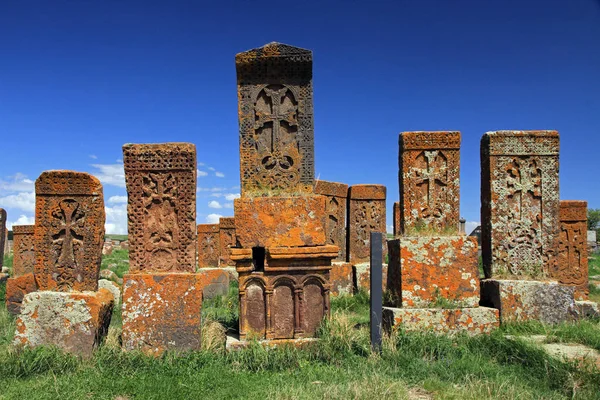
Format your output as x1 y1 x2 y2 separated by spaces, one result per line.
314 180 348 261
556 201 588 300
121 143 202 354
6 225 37 314
232 42 337 340
219 217 236 266
197 224 219 267
384 131 499 335
480 131 576 324
0 208 6 270
13 172 113 356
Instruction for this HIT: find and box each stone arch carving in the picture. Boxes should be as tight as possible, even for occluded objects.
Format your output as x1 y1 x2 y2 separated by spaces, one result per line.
242 277 267 338
271 276 297 339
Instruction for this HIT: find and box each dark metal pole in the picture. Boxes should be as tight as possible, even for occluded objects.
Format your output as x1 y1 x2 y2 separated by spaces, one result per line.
370 231 383 353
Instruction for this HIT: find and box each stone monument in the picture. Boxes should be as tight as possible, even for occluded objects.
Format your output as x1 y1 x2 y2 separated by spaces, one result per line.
6 225 37 314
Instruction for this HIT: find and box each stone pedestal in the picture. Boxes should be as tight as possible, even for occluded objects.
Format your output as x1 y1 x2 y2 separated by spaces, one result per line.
14 289 113 357
6 273 37 315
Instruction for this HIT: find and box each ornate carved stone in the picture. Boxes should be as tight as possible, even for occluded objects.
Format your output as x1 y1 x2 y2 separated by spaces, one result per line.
481 131 560 279
197 224 219 268
34 171 105 292
123 143 197 272
219 217 236 267
12 225 35 277
347 185 386 264
555 201 588 300
314 180 348 261
236 42 314 196
0 208 6 268
398 131 460 234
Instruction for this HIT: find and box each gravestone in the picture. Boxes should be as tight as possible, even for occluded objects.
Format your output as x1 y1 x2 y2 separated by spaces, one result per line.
121 143 202 354
0 209 6 268
197 224 220 267
347 184 386 264
555 201 588 300
218 217 236 266
6 225 37 315
314 180 348 261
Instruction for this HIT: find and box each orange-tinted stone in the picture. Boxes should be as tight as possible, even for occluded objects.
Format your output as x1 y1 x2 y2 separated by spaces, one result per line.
314 180 348 261
13 289 113 357
122 273 202 355
347 185 386 263
329 262 353 296
234 196 327 248
12 225 35 277
393 202 400 236
219 217 236 267
0 208 6 268
6 273 37 315
197 224 220 267
34 171 105 292
554 201 588 300
123 143 197 273
354 262 388 294
197 268 230 298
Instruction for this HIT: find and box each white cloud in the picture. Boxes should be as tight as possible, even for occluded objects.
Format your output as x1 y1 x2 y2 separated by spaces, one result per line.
7 214 35 230
224 202 233 209
224 193 240 201
465 221 480 236
205 213 223 224
198 162 205 167
197 170 208 177
90 163 125 188
108 195 128 204
215 171 225 178
89 154 98 159
0 173 35 192
386 224 394 234
197 187 228 193
208 200 222 209
105 203 128 234
208 167 215 171
0 191 35 212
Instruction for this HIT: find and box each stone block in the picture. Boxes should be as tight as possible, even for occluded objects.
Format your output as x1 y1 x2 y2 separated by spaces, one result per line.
330 262 353 296
99 279 121 307
354 262 388 294
234 196 326 248
14 289 113 356
6 273 37 315
197 268 230 299
12 225 35 277
348 184 386 263
575 300 599 319
383 306 499 335
480 279 576 324
387 236 480 308
122 273 202 355
219 217 236 267
197 224 220 268
555 201 588 300
314 180 348 261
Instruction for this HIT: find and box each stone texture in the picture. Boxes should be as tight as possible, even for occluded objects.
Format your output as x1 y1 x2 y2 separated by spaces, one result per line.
393 202 400 236
314 180 348 261
329 262 353 296
123 143 197 273
0 208 6 268
398 131 461 234
13 289 113 357
219 217 236 266
197 268 230 299
354 262 388 294
236 42 314 196
122 273 202 355
383 306 499 335
99 269 123 285
99 279 121 306
575 300 599 319
347 184 386 263
555 201 588 300
387 236 480 308
12 225 35 277
480 279 576 324
6 273 37 315
234 196 326 248
34 171 105 292
481 131 560 279
197 224 220 268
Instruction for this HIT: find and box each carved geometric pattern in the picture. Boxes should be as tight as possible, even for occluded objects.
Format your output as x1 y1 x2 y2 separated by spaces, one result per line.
219 217 236 267
348 185 386 263
12 225 35 277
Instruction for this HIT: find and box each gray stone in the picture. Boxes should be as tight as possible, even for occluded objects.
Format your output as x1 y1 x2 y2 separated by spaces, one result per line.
100 269 123 285
99 279 121 306
575 300 599 319
587 230 596 243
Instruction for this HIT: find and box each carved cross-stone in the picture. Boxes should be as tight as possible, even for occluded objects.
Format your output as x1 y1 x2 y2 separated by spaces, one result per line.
51 199 85 290
255 86 298 155
505 158 542 221
414 150 448 220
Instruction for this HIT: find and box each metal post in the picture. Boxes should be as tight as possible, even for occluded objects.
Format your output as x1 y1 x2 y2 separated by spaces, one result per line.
370 231 383 353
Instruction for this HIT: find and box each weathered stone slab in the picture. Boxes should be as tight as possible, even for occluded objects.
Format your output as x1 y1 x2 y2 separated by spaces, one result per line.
354 262 388 294
330 262 353 296
123 143 197 273
348 184 386 263
481 131 560 279
314 180 348 261
197 268 230 299
34 171 105 292
13 289 113 356
387 236 480 308
575 300 599 319
122 273 202 355
393 202 400 236
234 196 326 248
555 201 588 300
197 224 220 268
219 217 236 267
383 306 499 335
480 279 576 324
398 131 461 234
6 273 37 315
12 225 35 277
0 208 6 268
98 279 121 307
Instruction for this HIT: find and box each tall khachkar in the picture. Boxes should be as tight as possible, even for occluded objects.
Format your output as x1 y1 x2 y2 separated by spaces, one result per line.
233 43 337 341
6 225 37 315
122 143 202 355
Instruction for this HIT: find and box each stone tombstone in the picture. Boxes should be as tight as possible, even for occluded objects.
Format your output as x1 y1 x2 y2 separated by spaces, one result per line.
314 180 348 261
556 201 588 300
398 131 460 234
123 143 197 273
218 217 236 267
481 131 560 279
236 42 314 196
393 202 400 236
0 208 6 267
197 224 220 268
34 171 105 292
348 184 386 263
12 225 35 277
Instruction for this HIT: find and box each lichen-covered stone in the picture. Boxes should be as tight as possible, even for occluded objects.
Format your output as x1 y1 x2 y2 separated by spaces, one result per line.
314 180 348 261
12 225 35 277
13 289 113 356
98 279 121 306
330 262 353 296
218 217 236 267
383 306 499 335
6 273 37 315
354 262 388 294
197 268 230 299
347 185 386 263
575 300 599 319
480 279 576 324
121 273 202 355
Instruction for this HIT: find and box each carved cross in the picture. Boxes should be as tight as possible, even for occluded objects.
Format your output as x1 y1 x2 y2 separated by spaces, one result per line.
254 86 298 154
52 199 84 289
559 224 583 271
415 151 447 219
506 159 542 220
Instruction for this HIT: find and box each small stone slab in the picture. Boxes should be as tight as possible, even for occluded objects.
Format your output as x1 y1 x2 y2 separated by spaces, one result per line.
6 273 37 315
575 300 599 319
330 262 353 296
99 279 121 307
354 262 388 294
197 268 230 299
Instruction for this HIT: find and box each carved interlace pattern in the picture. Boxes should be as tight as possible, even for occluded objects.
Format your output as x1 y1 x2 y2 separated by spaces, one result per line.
352 201 385 260
413 150 448 224
13 226 35 276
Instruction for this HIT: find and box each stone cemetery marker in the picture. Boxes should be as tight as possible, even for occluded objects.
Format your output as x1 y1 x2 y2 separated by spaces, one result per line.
197 224 220 267
12 225 35 276
556 200 588 300
314 180 348 261
348 184 386 264
219 217 236 266
0 208 6 267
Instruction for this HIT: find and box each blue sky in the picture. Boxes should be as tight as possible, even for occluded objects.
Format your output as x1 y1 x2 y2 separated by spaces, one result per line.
1 0 599 235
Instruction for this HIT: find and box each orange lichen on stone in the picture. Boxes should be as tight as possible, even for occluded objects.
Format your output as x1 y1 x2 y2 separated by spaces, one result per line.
314 180 348 261
6 273 37 315
197 224 220 268
234 196 327 248
219 217 236 267
347 184 386 263
329 262 353 296
121 273 202 355
197 268 230 298
12 225 35 277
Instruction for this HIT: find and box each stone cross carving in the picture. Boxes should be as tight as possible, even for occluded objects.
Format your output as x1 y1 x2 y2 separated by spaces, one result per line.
51 199 85 291
555 200 588 299
414 150 448 221
505 158 542 221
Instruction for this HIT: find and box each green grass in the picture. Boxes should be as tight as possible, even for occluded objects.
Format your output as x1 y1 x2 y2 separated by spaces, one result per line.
100 249 130 278
589 254 600 277
105 234 128 242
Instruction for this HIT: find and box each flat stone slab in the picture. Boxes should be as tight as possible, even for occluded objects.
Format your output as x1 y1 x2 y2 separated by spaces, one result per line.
197 268 230 299
330 262 353 296
6 273 37 315
506 335 600 368
383 306 499 335
575 300 600 319
225 333 318 351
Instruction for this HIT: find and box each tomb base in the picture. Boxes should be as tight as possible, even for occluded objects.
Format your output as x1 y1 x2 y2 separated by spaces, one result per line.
197 268 230 299
13 289 113 356
330 262 353 296
383 306 499 335
122 273 202 355
354 262 388 294
480 279 577 324
6 273 37 315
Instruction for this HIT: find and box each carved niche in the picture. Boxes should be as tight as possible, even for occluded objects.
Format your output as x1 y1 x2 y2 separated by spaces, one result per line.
123 143 197 273
13 225 35 277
